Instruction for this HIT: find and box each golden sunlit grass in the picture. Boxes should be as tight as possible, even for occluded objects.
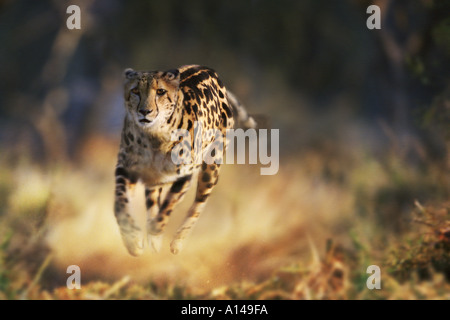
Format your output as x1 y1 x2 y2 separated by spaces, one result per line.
0 132 448 300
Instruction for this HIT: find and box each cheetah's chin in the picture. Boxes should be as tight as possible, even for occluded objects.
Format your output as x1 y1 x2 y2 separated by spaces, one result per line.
138 119 156 129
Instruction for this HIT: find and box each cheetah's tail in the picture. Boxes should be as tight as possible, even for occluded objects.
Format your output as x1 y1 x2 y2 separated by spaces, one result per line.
226 90 258 130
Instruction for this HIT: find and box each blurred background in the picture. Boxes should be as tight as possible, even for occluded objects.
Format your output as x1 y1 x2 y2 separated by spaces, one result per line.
0 0 449 299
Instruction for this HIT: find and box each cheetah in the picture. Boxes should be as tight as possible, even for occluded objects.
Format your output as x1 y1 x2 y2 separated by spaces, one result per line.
114 65 256 256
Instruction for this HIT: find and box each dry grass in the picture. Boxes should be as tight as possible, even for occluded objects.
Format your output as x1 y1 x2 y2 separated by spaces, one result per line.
0 130 449 300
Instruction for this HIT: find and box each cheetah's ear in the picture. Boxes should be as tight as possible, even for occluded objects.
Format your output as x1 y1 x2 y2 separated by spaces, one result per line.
164 69 180 86
124 68 137 79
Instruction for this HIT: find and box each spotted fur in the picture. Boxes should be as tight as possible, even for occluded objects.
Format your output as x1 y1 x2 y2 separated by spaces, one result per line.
114 65 255 255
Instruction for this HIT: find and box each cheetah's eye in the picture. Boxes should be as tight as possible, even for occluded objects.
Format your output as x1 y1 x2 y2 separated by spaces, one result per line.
156 89 167 96
131 87 139 94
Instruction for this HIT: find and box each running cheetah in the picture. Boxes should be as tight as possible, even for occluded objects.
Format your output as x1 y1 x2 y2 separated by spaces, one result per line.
114 65 255 256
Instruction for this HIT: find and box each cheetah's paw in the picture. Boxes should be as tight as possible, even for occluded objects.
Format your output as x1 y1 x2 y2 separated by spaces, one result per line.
148 234 163 253
121 233 145 257
170 237 185 255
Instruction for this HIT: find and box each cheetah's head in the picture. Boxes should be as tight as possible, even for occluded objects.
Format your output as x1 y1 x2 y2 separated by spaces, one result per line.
123 68 180 130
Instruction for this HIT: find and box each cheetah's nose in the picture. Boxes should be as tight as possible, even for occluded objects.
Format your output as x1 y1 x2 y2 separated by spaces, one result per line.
138 109 151 116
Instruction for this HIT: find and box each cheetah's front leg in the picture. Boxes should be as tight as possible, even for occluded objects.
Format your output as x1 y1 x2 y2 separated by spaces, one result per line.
147 175 192 248
170 163 220 254
114 166 145 256
145 186 163 252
